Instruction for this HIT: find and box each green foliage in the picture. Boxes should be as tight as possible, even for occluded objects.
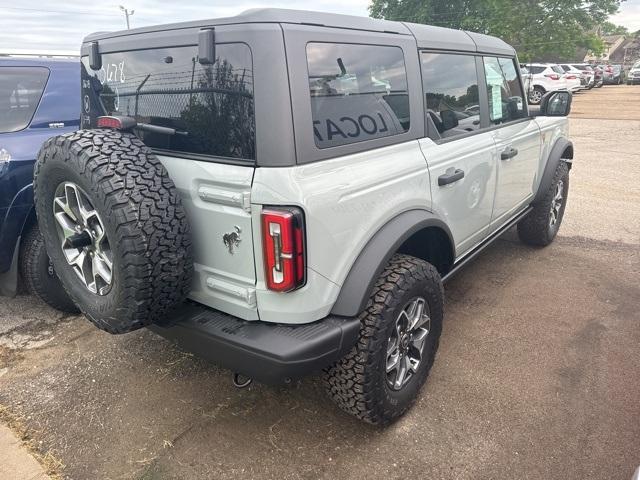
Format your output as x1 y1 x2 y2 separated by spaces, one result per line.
601 21 629 35
369 0 622 61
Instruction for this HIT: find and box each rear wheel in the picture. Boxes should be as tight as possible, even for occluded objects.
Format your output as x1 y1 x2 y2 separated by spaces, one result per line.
518 162 569 247
19 224 79 314
529 86 545 105
324 254 443 425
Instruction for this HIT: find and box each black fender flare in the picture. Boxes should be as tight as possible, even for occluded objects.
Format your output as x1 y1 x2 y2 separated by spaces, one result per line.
330 209 454 317
534 137 573 204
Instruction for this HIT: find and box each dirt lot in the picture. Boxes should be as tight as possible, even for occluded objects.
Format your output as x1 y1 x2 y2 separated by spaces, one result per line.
1 85 639 480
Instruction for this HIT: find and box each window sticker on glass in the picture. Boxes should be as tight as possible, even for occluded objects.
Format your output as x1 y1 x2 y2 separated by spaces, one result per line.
484 63 504 122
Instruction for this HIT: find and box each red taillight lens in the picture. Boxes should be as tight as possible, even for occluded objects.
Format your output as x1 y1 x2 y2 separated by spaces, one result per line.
261 207 305 292
96 115 136 130
545 74 560 80
565 74 576 79
97 116 123 129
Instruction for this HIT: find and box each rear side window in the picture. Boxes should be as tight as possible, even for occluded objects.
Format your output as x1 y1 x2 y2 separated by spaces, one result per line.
306 42 410 148
81 43 255 161
420 52 482 141
0 67 49 133
529 66 545 74
483 57 526 125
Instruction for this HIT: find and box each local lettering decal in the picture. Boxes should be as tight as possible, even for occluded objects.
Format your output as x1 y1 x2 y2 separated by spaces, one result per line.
314 112 390 142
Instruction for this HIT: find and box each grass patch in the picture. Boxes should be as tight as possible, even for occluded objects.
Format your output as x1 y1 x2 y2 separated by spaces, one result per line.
0 403 65 479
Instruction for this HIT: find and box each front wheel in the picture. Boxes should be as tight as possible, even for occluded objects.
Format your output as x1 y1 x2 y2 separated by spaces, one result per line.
324 254 444 425
518 162 569 246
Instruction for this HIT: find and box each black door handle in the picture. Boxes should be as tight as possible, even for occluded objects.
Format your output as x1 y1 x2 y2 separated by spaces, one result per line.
501 147 519 160
438 168 465 186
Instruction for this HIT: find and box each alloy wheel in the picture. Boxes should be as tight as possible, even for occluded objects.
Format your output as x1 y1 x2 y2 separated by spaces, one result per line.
52 182 113 295
386 297 431 391
549 180 564 227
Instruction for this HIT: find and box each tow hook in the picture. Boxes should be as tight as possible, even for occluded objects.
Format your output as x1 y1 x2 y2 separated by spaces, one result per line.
232 372 252 389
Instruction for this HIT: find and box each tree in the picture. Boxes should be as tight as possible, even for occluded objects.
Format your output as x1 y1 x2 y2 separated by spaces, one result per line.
369 0 622 61
601 21 629 35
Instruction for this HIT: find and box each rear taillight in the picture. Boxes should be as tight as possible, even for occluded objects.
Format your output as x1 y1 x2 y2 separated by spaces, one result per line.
565 74 576 79
97 115 136 130
545 74 560 80
261 207 305 292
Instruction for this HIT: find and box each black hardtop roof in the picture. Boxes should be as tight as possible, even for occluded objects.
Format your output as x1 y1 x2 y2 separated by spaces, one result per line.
82 8 514 56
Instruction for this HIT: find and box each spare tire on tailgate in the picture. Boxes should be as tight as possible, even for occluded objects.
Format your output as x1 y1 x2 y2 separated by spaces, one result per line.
33 129 193 333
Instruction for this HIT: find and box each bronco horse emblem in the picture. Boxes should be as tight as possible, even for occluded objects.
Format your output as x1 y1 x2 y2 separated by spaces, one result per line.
223 226 242 254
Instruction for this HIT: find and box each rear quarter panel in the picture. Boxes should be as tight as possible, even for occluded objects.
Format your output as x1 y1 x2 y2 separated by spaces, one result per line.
251 141 431 323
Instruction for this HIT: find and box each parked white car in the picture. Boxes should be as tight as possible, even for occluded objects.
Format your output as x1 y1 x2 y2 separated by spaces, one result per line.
525 63 577 104
559 63 592 89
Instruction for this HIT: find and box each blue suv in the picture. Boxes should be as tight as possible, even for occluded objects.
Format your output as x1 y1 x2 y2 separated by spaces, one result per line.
0 57 80 311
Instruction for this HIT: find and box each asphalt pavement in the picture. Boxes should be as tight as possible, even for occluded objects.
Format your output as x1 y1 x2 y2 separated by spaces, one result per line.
0 85 638 480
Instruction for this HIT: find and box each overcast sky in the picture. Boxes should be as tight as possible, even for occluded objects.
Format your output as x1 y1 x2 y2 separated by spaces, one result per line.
1 0 639 54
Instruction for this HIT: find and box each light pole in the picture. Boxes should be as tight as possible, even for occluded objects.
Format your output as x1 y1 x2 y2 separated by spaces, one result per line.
119 5 134 30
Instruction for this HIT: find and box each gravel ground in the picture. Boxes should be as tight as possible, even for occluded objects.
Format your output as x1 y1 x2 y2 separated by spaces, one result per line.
0 85 638 480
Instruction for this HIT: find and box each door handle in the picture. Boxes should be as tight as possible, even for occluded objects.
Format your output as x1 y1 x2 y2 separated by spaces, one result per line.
438 168 465 186
501 147 519 160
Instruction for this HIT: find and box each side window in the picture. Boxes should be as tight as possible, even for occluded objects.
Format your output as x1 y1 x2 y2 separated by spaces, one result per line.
306 42 410 149
483 57 526 125
0 67 49 133
529 66 545 75
420 52 482 141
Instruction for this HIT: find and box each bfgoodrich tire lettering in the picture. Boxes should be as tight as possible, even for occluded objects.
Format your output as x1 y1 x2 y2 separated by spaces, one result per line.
33 129 193 333
324 254 443 425
518 161 569 246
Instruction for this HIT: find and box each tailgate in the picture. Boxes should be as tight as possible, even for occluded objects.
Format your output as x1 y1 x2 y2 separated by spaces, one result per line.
80 28 260 319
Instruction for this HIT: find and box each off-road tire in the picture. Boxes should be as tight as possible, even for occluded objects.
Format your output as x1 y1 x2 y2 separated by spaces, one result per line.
33 129 193 334
517 162 569 247
19 224 79 314
324 254 444 425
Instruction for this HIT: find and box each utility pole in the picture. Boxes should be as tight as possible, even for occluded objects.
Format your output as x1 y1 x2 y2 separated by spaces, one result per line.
119 5 134 30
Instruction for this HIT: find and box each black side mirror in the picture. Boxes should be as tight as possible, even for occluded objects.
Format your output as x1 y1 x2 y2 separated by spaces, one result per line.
540 91 572 117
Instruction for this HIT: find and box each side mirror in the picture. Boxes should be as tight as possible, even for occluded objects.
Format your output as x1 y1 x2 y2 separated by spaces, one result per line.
540 91 572 117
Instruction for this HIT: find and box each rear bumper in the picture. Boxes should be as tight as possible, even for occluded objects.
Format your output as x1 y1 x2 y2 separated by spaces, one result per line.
150 302 361 385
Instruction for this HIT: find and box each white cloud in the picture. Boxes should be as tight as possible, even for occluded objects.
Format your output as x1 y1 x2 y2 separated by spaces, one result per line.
0 0 370 53
610 0 640 32
2 0 638 55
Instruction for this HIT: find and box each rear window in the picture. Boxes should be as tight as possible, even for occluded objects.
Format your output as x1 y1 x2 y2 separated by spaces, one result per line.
529 66 545 74
306 42 410 149
81 43 255 161
551 65 565 75
0 66 49 133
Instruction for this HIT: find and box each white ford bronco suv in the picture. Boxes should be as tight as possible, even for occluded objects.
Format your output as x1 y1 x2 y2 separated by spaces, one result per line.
33 9 574 424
